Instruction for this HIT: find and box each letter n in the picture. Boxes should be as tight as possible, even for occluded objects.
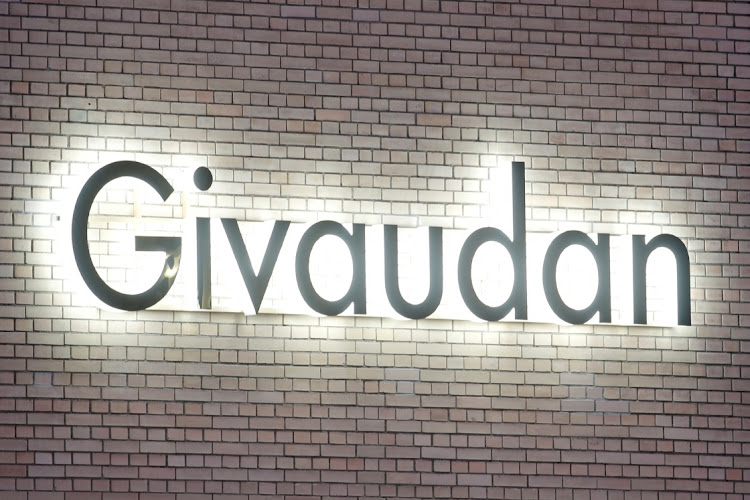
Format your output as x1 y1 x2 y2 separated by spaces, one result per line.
632 234 691 326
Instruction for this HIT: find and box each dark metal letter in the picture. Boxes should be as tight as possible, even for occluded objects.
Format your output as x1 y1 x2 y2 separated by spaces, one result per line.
295 221 366 316
457 161 527 321
196 217 211 309
633 234 691 326
71 161 181 311
221 219 290 314
542 231 611 324
384 225 443 319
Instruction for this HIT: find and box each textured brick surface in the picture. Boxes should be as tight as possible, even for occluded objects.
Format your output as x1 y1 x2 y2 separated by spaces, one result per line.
1 0 750 498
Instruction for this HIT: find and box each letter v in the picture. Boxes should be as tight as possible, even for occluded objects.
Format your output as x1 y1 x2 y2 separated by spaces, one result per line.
221 219 290 314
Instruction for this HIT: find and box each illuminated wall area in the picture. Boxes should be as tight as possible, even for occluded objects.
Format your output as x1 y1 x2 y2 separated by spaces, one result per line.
1 1 749 498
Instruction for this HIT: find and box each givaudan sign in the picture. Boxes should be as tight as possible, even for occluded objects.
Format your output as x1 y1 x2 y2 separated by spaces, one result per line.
71 161 691 326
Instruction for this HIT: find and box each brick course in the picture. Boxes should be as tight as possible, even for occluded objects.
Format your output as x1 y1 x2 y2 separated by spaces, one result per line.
2 0 750 498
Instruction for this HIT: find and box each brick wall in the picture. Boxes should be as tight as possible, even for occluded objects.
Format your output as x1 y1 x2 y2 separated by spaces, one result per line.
2 0 750 498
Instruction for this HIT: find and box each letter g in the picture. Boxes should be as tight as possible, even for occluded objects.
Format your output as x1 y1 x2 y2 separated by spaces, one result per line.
71 161 181 311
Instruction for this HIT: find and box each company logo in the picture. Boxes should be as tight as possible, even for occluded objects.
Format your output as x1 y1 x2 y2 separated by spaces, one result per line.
71 161 691 326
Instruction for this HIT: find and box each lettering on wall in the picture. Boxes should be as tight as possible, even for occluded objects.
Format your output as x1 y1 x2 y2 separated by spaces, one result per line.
71 161 691 326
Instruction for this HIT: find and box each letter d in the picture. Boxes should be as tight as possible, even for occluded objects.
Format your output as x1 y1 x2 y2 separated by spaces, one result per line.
458 161 527 321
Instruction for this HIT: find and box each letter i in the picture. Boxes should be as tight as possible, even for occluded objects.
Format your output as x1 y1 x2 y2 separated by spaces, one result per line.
194 168 213 309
